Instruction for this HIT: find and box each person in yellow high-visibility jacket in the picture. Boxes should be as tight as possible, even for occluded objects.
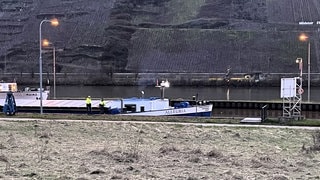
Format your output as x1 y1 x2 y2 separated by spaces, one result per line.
86 96 92 114
99 98 106 114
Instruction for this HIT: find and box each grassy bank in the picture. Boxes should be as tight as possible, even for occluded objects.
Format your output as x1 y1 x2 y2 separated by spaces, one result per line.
1 113 320 127
1 116 320 179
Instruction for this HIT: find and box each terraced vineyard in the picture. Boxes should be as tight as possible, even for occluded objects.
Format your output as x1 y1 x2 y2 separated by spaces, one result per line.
267 0 320 23
126 29 306 73
0 0 320 84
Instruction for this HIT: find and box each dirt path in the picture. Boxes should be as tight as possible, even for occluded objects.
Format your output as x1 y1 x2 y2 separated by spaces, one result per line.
1 118 320 179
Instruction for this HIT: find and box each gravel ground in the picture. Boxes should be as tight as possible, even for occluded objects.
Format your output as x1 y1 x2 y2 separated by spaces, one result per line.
1 119 320 179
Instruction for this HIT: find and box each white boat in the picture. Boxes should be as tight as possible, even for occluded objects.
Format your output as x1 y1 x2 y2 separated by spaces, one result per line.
0 80 212 117
0 83 49 101
107 97 213 117
106 80 213 117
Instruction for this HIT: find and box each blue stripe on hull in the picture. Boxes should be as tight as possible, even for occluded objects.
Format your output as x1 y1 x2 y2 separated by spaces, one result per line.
168 111 212 117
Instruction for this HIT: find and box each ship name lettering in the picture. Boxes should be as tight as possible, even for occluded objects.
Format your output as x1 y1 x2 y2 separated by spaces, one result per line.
165 109 186 115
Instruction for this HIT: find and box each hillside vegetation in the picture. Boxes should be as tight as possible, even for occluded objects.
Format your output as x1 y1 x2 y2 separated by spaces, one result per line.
0 0 320 84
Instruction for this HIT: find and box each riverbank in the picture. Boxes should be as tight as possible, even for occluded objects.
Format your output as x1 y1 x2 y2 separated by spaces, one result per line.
3 72 320 86
1 115 320 179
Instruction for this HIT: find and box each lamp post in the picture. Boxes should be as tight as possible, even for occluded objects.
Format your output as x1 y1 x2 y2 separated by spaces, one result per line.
296 58 303 102
299 33 311 102
42 39 56 99
53 45 56 99
39 18 59 114
296 58 303 78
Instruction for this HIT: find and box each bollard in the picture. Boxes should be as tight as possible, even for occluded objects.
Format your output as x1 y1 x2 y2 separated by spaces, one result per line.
261 105 268 122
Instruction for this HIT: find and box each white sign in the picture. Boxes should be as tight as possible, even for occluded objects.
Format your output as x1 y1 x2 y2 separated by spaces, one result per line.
280 78 296 98
298 21 320 25
299 21 314 25
0 83 18 92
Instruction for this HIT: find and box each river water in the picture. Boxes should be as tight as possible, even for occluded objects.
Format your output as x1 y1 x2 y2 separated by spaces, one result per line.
50 85 320 102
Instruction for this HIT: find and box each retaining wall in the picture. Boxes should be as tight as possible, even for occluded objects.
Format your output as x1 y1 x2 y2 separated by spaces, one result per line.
1 72 320 86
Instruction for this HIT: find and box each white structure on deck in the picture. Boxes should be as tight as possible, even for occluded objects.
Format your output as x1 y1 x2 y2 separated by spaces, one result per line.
108 98 170 112
0 83 49 101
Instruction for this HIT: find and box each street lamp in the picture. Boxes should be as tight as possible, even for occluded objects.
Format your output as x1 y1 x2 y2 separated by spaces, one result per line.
39 18 59 114
42 39 56 99
299 33 311 102
296 58 303 77
296 58 303 99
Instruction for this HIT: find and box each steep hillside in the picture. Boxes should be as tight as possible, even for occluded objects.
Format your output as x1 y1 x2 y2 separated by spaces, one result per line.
0 0 115 74
123 0 320 73
1 0 320 84
126 29 306 73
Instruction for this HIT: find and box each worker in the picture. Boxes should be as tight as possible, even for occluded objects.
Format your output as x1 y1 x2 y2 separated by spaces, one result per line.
99 98 106 114
86 96 92 114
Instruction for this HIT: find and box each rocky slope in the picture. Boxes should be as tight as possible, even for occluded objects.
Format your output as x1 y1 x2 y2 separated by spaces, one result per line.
0 0 320 84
